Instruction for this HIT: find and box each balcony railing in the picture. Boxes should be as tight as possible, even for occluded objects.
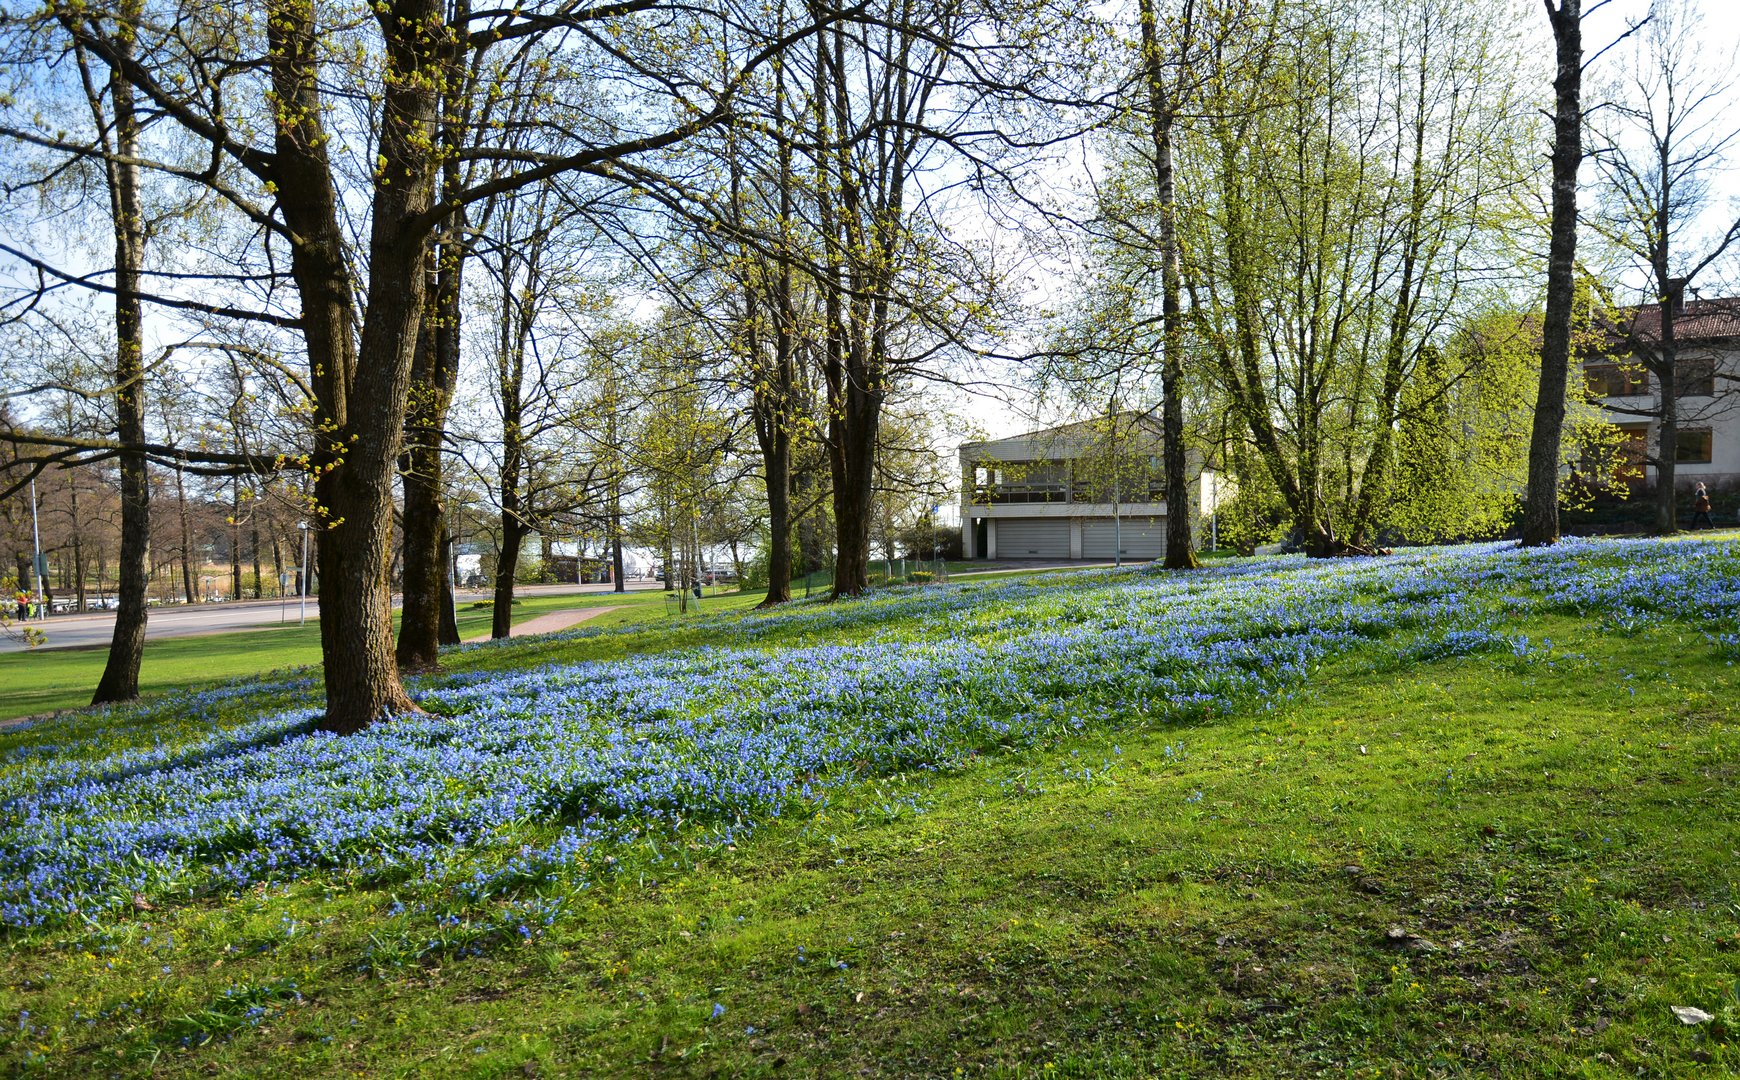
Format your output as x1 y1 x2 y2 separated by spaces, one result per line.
973 484 1068 505
1070 482 1166 504
971 482 1167 506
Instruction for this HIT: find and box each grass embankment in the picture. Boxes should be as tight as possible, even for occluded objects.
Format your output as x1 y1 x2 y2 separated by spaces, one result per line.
0 565 1039 721
2 542 1738 1077
0 588 759 722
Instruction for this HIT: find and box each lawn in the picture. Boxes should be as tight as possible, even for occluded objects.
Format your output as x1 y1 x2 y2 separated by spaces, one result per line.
0 587 757 722
2 538 1738 1077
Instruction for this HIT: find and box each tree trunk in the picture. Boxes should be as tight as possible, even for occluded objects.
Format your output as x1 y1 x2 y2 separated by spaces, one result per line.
394 0 470 672
749 282 796 605
266 0 440 732
73 540 86 611
752 63 798 607
828 396 877 598
1522 0 1583 548
175 464 194 603
491 521 525 640
1653 291 1678 533
794 468 821 575
438 525 460 645
230 482 243 601
611 506 625 594
1140 0 1201 570
819 279 884 599
812 23 886 600
491 390 525 638
91 21 150 701
396 228 464 669
760 434 794 606
69 478 87 611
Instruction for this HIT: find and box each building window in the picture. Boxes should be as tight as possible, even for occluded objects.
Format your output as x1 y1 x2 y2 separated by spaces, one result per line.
1675 428 1713 464
1677 357 1716 397
977 460 1069 504
1585 362 1649 398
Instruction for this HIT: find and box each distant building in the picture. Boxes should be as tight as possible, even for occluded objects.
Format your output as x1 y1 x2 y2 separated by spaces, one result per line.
958 416 1226 561
1583 296 1740 492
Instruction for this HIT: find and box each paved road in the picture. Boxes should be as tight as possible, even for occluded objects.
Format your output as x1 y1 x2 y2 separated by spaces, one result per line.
4 562 1106 655
2 580 665 654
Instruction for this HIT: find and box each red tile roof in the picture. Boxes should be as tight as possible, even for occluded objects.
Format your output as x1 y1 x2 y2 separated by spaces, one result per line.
1600 299 1740 346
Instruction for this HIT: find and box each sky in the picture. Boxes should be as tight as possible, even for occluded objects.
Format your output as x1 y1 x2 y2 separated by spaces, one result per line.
4 0 1737 458
954 0 1740 444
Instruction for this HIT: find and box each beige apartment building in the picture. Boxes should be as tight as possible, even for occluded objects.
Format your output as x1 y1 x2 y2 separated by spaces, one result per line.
958 416 1225 561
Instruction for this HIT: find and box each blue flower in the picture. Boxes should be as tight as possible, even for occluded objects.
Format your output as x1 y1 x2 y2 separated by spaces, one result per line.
1 537 1733 930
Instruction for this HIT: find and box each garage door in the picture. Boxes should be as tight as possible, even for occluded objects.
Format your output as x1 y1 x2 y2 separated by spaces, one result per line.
995 518 1071 558
1081 516 1166 559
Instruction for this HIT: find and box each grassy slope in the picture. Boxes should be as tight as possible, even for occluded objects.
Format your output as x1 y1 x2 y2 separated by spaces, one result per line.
4 591 1738 1075
0 589 758 722
0 566 1058 721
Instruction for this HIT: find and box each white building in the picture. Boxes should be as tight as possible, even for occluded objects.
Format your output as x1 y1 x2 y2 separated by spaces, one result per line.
958 416 1225 561
1583 298 1740 492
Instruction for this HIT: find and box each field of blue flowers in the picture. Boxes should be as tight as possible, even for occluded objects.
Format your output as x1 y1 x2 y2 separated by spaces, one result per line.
3 537 1736 937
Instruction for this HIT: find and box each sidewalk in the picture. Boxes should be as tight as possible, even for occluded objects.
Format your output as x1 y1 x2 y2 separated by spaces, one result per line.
462 606 624 644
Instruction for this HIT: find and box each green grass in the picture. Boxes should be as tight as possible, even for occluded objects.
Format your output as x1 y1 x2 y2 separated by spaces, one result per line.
0 588 741 722
789 559 1063 593
0 568 1066 722
0 626 329 722
4 557 1740 1076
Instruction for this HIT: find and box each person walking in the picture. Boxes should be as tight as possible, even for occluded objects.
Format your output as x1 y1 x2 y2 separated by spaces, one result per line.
13 589 27 622
1690 482 1714 531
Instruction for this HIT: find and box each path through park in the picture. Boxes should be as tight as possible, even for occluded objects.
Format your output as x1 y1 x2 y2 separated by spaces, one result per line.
463 605 623 644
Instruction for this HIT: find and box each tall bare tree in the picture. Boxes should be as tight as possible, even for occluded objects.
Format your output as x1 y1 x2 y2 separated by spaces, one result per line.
805 1 1008 596
75 10 156 701
1184 0 1532 554
1522 0 1589 547
24 0 839 732
1138 0 1202 570
1587 0 1740 534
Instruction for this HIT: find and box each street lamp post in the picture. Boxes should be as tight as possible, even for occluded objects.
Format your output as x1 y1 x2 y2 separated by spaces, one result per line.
298 522 310 627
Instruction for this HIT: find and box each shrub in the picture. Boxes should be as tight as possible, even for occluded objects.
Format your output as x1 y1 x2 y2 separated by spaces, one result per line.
896 522 962 561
